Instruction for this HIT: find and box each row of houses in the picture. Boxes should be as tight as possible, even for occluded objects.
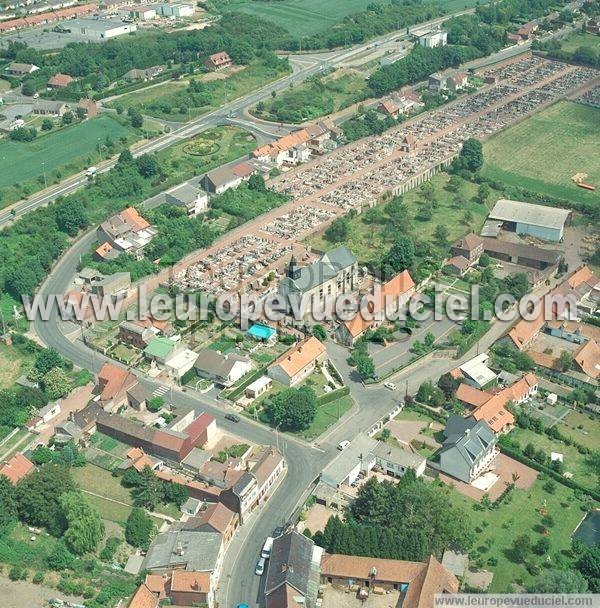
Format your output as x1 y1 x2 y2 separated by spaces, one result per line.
0 2 97 31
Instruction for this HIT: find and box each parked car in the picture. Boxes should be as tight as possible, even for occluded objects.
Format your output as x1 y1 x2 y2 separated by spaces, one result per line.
337 440 350 451
225 413 240 423
384 382 396 391
255 557 266 576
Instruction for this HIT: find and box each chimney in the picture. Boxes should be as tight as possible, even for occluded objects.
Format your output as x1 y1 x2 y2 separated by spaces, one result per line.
175 541 184 556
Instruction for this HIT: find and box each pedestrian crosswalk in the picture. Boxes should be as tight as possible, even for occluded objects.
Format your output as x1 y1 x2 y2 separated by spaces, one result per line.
153 385 169 398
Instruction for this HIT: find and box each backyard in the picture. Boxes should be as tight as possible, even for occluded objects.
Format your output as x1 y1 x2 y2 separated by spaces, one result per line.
482 101 600 205
556 31 600 53
557 409 600 452
0 341 35 389
443 478 589 592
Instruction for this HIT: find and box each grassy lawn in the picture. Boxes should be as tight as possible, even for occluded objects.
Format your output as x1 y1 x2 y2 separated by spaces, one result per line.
0 79 11 93
0 523 58 571
0 115 135 190
254 69 369 123
442 478 588 592
155 126 257 187
207 332 242 353
73 464 134 504
0 342 35 389
0 428 32 460
558 410 600 451
395 407 440 424
482 101 600 205
510 427 597 492
84 493 133 525
110 62 290 122
301 395 354 439
306 172 493 268
557 31 600 53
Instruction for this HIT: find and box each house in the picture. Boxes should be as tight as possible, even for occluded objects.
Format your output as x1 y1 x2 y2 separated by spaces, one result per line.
6 62 39 75
321 433 378 489
181 447 211 475
428 72 447 91
457 353 497 390
245 375 272 399
418 29 447 48
443 255 471 276
439 416 498 483
47 73 73 89
265 532 322 608
164 183 208 216
336 269 415 346
89 271 131 299
268 336 327 387
183 502 239 544
123 66 163 82
193 349 252 387
278 247 359 321
181 497 203 517
451 233 484 263
164 348 199 380
97 362 139 411
202 165 246 195
78 97 98 118
574 339 600 379
128 583 159 608
0 453 35 485
118 320 155 349
204 51 232 71
373 442 427 478
486 199 571 242
124 447 163 473
54 420 84 445
32 101 68 116
480 237 561 271
586 19 600 35
320 553 459 606
252 129 314 167
142 529 224 608
37 400 61 424
393 91 425 115
97 207 156 253
447 71 468 92
377 100 399 119
127 383 152 411
143 336 178 364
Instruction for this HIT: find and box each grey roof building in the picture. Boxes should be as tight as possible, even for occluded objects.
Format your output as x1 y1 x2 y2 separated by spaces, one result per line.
320 433 378 488
142 529 223 572
372 441 427 477
438 415 498 484
193 349 252 386
265 531 322 608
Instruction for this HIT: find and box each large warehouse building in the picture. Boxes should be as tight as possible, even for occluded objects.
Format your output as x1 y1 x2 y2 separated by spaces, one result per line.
483 199 571 242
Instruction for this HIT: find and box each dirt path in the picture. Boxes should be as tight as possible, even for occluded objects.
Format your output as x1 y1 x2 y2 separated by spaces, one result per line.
0 573 82 608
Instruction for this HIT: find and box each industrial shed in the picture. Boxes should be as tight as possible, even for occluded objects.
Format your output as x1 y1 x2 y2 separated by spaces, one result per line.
485 199 571 242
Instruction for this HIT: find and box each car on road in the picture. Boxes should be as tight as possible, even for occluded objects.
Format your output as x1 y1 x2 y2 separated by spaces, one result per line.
261 536 274 559
337 440 350 451
384 382 396 391
273 526 284 538
255 557 266 576
225 413 240 423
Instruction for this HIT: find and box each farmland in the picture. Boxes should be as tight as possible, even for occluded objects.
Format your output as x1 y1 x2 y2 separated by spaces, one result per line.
556 31 600 54
0 115 135 205
482 101 600 205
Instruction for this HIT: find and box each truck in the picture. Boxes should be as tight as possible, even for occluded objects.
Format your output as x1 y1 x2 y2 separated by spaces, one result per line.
261 536 274 559
85 166 97 177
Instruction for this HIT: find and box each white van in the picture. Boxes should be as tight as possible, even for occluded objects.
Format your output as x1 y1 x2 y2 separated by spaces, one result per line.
261 536 274 559
337 440 350 451
85 166 97 177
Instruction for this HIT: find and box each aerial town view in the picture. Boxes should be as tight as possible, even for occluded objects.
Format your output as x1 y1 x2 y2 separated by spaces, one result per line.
0 0 599 606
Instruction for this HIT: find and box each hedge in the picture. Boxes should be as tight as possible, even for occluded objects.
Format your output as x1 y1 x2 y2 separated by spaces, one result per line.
498 442 600 502
317 386 350 405
226 367 268 402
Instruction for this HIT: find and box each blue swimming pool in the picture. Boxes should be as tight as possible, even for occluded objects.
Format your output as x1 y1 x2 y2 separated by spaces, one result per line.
248 323 276 341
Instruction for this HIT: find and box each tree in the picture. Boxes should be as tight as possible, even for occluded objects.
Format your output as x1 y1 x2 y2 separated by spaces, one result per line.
56 198 88 236
558 350 574 372
129 108 143 128
47 540 75 570
312 325 327 342
531 569 589 593
455 138 483 172
266 386 317 432
479 253 490 267
75 106 87 120
434 224 449 243
163 481 188 508
355 351 375 380
511 535 532 563
33 347 64 375
30 445 54 465
61 111 74 126
21 81 36 97
533 536 550 555
324 216 350 243
41 118 53 131
385 235 415 273
576 544 600 592
147 396 165 413
446 175 462 192
248 173 266 192
16 464 76 535
136 154 159 177
41 367 72 400
60 491 104 555
6 265 38 297
118 149 134 164
437 372 458 400
503 273 530 300
0 475 18 531
132 466 164 510
477 183 491 204
125 508 154 549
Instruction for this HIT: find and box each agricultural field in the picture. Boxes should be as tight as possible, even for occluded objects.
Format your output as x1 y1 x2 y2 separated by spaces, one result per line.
0 115 136 207
254 69 370 123
482 101 600 205
306 172 495 268
219 0 483 36
444 477 589 592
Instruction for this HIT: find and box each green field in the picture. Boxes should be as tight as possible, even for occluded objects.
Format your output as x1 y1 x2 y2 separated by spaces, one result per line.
557 31 600 53
0 115 134 189
302 395 354 439
220 0 482 36
482 101 600 205
444 478 589 592
558 410 600 451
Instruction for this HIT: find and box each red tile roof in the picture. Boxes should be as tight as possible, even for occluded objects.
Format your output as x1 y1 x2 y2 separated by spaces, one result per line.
120 207 150 232
574 339 600 379
0 453 35 485
98 362 138 403
128 583 158 608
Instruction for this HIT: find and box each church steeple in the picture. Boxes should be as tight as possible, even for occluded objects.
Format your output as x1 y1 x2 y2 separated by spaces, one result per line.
288 255 300 280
